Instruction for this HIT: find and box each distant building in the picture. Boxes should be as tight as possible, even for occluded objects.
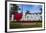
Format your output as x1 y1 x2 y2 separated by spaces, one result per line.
21 12 42 21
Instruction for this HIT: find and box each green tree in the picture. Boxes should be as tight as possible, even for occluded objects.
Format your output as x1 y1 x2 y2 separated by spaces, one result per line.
10 4 18 20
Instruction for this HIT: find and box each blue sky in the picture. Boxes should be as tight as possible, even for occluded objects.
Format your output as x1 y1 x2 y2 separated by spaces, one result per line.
17 4 42 13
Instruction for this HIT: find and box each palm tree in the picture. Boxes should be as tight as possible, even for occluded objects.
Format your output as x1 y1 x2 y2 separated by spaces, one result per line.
25 10 30 15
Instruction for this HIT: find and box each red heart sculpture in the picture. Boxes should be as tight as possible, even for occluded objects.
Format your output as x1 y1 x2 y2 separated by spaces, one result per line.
14 13 23 21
